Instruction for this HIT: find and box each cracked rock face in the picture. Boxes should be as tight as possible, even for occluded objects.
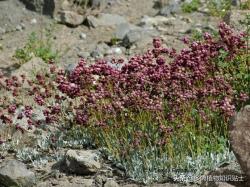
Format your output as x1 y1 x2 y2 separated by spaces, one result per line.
229 105 250 184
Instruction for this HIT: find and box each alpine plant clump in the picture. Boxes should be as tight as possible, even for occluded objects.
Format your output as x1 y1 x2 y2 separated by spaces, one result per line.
0 22 249 183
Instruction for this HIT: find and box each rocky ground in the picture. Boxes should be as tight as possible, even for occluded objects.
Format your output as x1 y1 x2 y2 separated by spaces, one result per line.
0 0 249 187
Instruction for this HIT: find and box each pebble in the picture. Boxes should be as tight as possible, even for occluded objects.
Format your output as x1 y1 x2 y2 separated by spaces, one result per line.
31 18 37 24
0 27 6 34
16 25 22 31
20 23 25 30
79 32 87 39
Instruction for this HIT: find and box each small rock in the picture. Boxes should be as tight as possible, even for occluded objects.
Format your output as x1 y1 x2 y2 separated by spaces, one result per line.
104 179 119 187
139 15 174 27
95 175 107 186
36 181 49 187
123 28 158 47
13 57 47 77
123 29 141 45
31 18 37 24
114 23 136 40
65 63 77 75
229 105 250 185
113 47 123 55
72 178 94 187
159 0 182 16
91 42 110 58
0 27 6 34
86 13 127 28
91 50 103 59
16 25 22 31
80 33 87 39
65 149 101 175
57 10 84 27
106 47 123 55
202 25 216 32
0 160 36 187
21 0 55 16
90 0 107 8
200 161 245 186
122 185 139 187
20 23 25 30
77 51 90 59
230 10 249 30
231 0 240 6
180 17 192 23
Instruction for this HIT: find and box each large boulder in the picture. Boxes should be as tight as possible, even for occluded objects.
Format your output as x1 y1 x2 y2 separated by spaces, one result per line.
64 149 101 175
229 105 250 185
0 160 36 187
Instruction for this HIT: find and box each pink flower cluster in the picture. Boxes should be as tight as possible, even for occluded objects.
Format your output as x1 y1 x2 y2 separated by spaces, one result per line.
0 22 248 137
52 22 247 127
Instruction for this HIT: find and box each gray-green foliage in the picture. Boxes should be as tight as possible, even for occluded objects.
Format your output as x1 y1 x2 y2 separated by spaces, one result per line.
100 137 237 184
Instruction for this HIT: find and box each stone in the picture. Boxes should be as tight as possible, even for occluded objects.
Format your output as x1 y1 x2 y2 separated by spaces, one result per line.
65 63 77 75
104 179 120 187
106 47 123 55
0 27 6 34
139 15 174 27
57 10 84 27
122 185 139 187
86 13 127 28
91 49 103 59
90 0 107 9
79 33 87 39
229 10 249 30
70 178 94 187
37 179 94 187
231 0 240 6
200 161 245 187
159 0 181 16
30 18 37 24
91 42 110 58
0 159 36 187
12 57 47 78
20 0 55 16
16 25 23 31
123 28 159 47
77 51 90 59
95 175 107 186
229 105 250 184
200 182 235 187
65 149 101 175
114 23 138 40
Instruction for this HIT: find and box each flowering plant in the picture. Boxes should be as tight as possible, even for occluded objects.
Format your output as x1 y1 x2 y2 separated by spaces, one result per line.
0 22 249 183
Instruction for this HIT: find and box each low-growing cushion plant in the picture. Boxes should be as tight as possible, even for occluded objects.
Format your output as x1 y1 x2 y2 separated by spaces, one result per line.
0 22 249 184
